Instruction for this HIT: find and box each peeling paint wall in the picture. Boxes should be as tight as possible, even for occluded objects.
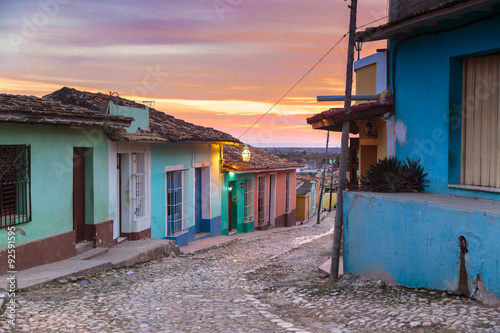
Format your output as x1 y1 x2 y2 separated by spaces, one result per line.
344 191 500 300
390 17 500 201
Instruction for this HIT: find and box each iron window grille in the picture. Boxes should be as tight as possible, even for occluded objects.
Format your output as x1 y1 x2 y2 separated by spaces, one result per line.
0 145 31 227
166 170 189 235
132 153 150 220
257 175 269 227
244 178 254 223
285 171 291 214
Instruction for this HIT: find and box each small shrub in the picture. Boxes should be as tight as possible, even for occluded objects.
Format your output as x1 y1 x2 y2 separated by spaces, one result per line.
360 157 428 193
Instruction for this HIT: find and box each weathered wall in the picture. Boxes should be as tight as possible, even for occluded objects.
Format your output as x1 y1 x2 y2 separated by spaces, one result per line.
391 17 500 201
344 191 500 301
150 143 221 245
0 122 110 249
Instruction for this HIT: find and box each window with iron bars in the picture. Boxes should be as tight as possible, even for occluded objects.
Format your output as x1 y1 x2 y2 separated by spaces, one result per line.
244 178 254 223
132 153 150 220
257 175 269 227
0 145 31 227
166 170 189 235
285 171 291 214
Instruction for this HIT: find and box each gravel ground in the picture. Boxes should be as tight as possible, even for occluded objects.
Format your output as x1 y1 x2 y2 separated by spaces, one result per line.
0 212 499 332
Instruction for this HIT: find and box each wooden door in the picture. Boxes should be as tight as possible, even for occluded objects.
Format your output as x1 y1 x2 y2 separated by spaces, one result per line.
73 148 86 243
195 168 202 234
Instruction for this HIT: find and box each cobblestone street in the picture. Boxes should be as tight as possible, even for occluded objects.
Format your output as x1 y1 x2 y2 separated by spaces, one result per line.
1 213 499 332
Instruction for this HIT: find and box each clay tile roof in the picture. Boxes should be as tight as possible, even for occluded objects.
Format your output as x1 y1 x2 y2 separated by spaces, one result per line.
0 93 133 128
148 108 240 143
43 87 147 112
296 174 322 182
223 145 304 172
45 87 241 144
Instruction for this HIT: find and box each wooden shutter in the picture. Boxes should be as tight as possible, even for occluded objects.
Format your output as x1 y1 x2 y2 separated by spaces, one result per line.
461 53 500 188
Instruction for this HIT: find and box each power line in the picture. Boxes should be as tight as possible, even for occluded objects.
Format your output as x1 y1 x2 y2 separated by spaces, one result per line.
238 0 437 139
238 32 348 139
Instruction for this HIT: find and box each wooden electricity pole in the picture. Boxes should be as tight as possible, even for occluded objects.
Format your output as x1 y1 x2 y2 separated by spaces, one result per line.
316 130 330 224
330 0 358 281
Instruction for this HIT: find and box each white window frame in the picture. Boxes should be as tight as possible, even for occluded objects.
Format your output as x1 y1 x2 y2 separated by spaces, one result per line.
244 178 254 223
131 152 150 221
165 166 189 235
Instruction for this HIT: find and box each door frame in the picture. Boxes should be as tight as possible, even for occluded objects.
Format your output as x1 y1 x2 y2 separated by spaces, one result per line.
269 173 277 226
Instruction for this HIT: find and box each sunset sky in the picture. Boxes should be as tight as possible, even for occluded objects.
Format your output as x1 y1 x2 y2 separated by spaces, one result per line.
1 0 387 147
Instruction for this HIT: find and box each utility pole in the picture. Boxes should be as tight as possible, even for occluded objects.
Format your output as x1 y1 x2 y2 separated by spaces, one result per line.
330 0 357 281
316 130 330 224
328 151 335 212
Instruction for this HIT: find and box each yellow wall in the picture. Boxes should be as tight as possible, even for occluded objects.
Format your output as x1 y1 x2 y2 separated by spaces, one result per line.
360 145 378 177
375 119 387 161
355 64 377 94
296 193 310 222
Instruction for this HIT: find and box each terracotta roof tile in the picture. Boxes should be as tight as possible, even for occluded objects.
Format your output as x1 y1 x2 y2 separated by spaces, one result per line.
45 87 241 144
0 93 133 128
223 145 304 172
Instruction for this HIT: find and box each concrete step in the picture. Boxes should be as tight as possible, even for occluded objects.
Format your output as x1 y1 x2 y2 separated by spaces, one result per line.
75 241 94 255
195 232 209 240
318 257 343 278
117 237 127 244
74 248 109 260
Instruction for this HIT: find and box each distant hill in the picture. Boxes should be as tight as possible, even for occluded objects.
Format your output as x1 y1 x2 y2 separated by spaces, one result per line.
258 147 341 155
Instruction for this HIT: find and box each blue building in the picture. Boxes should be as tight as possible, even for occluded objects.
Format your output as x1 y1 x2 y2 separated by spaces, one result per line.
309 0 500 305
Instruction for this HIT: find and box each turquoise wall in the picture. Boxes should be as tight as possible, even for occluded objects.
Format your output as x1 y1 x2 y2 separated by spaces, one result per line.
344 191 500 300
222 172 255 235
0 123 110 248
391 17 500 200
109 102 149 133
150 142 222 240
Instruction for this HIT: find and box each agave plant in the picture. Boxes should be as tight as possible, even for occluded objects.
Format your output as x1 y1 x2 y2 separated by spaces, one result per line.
360 157 428 193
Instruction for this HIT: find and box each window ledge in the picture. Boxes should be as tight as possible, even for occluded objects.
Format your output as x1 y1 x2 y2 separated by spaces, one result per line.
167 230 188 238
448 184 500 194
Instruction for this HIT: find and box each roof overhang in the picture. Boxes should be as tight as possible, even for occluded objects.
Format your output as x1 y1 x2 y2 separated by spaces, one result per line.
358 0 500 42
223 166 303 174
0 110 133 128
307 91 393 133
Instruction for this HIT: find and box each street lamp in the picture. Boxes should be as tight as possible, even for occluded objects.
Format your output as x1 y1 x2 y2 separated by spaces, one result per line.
241 145 251 162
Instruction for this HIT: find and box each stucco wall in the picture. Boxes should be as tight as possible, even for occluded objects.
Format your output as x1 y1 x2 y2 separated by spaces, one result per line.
0 123 110 248
150 143 221 239
390 17 500 200
344 191 500 300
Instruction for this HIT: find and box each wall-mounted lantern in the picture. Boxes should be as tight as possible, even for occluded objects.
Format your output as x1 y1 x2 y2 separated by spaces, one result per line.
355 40 363 60
365 120 377 139
240 182 245 189
241 145 251 162
228 183 233 192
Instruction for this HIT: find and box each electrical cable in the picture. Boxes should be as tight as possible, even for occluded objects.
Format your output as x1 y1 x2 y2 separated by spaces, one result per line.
238 32 349 139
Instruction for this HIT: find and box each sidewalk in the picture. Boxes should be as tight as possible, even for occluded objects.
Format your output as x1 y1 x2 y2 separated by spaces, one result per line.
0 238 178 290
0 211 332 291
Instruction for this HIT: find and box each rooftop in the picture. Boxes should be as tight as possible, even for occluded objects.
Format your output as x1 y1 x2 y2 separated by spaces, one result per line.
0 93 133 128
45 87 241 144
357 0 500 42
223 145 304 172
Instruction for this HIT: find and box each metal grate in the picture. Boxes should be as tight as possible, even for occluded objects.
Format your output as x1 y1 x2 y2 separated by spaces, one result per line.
166 170 189 235
244 178 254 223
0 145 31 227
132 153 150 220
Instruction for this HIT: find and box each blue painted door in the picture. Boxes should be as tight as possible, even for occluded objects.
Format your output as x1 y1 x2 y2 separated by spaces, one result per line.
195 168 202 234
